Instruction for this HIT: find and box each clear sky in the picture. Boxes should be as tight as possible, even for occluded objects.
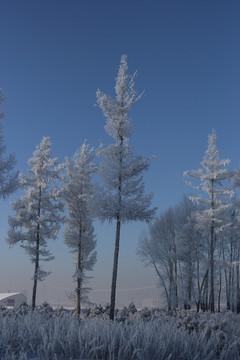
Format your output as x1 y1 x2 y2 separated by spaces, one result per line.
0 0 240 307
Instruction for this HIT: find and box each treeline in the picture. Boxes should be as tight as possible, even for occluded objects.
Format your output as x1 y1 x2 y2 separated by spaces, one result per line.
138 130 240 313
2 56 239 317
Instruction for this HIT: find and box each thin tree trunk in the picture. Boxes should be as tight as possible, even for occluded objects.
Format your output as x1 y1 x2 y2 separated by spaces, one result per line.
218 269 222 312
32 186 41 310
197 269 208 312
204 270 209 311
225 268 230 310
187 261 192 309
152 260 171 311
223 243 230 310
237 249 240 313
110 136 123 320
237 267 240 313
196 253 201 312
76 223 82 316
32 226 40 310
169 261 174 311
110 217 121 320
229 236 233 311
231 267 235 312
174 243 178 308
76 274 81 315
210 179 215 313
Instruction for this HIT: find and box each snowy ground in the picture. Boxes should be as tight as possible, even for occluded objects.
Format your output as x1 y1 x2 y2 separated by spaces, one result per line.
0 303 240 359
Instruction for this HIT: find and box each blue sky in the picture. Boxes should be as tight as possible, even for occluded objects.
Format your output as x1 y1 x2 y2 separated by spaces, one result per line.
0 0 240 307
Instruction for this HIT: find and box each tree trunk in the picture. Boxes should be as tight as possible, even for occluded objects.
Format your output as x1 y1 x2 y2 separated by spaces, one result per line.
110 136 123 320
229 235 233 311
210 179 215 313
152 260 170 311
237 250 240 313
203 270 209 311
32 186 41 310
223 245 230 310
196 269 207 312
237 269 240 313
187 261 192 309
76 223 83 316
110 217 121 320
174 243 178 308
32 228 40 310
169 261 174 311
218 269 222 312
196 254 201 312
231 267 235 312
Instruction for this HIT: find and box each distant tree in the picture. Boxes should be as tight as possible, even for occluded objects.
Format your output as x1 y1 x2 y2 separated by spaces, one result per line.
175 197 205 311
228 169 240 312
138 206 179 311
62 142 97 316
216 206 238 312
184 129 232 312
96 55 156 320
0 89 18 198
138 197 211 311
7 137 64 310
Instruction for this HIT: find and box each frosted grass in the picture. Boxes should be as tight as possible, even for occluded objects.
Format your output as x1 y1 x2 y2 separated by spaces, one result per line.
0 307 240 359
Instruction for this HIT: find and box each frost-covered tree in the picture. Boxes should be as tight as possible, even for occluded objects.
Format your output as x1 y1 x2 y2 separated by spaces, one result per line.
138 198 212 311
0 89 18 198
96 55 156 320
138 207 178 311
216 206 238 312
7 137 64 310
227 169 240 312
62 142 97 316
184 129 232 312
175 197 196 309
175 197 207 311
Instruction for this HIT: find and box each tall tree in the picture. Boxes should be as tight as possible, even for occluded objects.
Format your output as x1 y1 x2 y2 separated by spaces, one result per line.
62 142 97 316
96 55 156 320
0 89 18 198
184 129 232 312
7 137 63 310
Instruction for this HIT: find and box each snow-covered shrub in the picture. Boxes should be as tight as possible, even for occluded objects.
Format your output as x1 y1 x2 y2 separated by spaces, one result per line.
128 302 137 313
38 302 54 315
88 304 106 319
15 302 30 317
139 307 152 322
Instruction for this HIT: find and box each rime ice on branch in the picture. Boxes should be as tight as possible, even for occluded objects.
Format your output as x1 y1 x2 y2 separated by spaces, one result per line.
96 55 156 320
